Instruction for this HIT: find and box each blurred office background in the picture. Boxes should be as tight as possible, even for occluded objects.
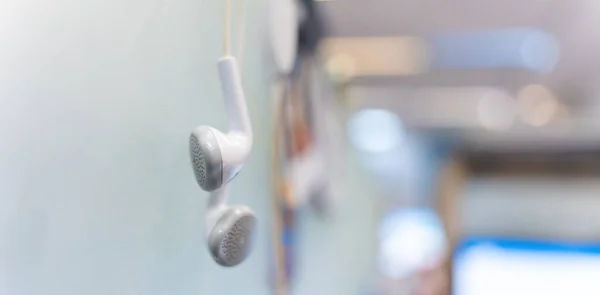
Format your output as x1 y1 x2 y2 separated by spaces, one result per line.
321 0 600 294
2 0 600 294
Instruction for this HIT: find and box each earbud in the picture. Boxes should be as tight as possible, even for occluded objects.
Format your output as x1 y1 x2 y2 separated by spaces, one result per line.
205 185 257 267
189 56 253 192
190 56 257 267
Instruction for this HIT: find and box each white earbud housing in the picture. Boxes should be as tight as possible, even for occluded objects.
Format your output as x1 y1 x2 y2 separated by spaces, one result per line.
190 56 253 192
205 186 257 267
189 56 257 267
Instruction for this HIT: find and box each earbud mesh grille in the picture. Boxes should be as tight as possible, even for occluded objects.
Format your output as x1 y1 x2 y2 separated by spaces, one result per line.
220 215 256 265
189 135 207 187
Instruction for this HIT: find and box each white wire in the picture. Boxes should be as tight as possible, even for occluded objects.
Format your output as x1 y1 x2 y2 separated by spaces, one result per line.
236 0 246 67
224 0 247 67
224 0 232 55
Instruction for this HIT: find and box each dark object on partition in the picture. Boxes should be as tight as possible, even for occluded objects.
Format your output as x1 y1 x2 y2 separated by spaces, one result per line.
298 0 325 55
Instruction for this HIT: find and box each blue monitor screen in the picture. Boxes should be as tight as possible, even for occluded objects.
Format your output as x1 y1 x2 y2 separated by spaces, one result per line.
453 237 600 295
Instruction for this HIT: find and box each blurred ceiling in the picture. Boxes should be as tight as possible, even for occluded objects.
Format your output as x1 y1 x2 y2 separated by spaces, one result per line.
318 0 600 150
320 0 600 85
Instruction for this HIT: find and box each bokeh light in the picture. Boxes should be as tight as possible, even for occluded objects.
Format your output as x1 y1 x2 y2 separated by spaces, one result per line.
378 208 447 279
348 109 405 153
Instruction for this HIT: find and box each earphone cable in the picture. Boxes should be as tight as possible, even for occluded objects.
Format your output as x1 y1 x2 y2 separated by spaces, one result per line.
236 0 246 67
224 0 232 55
224 0 247 67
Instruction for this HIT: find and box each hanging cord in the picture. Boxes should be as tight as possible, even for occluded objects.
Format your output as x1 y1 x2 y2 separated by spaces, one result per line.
270 80 288 294
224 0 231 55
236 0 246 66
224 0 247 65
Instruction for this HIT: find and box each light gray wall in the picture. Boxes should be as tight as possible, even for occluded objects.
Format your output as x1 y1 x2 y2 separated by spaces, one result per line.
294 113 380 295
0 1 383 294
0 0 273 294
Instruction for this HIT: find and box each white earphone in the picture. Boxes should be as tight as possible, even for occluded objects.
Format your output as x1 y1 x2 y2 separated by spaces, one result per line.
188 0 256 267
189 56 257 267
204 185 256 267
189 56 253 192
